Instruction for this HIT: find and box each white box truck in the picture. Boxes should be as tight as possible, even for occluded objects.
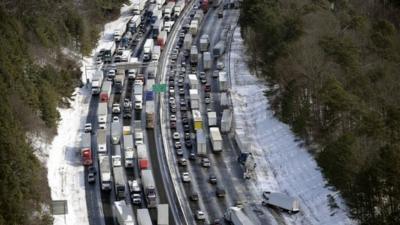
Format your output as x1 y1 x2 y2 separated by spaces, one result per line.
196 130 207 156
188 74 199 89
183 34 192 51
173 0 185 18
221 109 232 133
190 45 198 65
199 34 210 52
152 46 161 61
143 39 154 61
210 127 223 152
91 70 103 95
141 170 157 208
220 92 229 108
219 71 228 91
113 166 125 200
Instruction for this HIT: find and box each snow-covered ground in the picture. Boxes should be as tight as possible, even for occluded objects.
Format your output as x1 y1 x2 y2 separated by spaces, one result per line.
229 27 357 225
41 1 136 225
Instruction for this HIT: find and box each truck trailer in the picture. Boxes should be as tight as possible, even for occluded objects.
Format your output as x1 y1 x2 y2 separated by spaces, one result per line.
81 133 92 165
157 204 169 225
262 192 300 213
99 155 112 191
137 208 153 225
221 109 232 133
123 134 134 168
203 52 212 70
111 121 122 144
100 80 112 102
219 71 228 91
113 166 125 200
91 70 104 95
213 40 225 58
97 129 107 154
188 74 198 89
189 89 200 109
208 111 217 127
196 130 207 156
190 45 199 65
199 34 210 52
141 169 157 208
224 206 256 225
113 200 135 225
192 110 202 130
114 73 125 94
97 102 108 129
144 38 154 61
146 101 155 128
210 127 223 152
183 33 192 51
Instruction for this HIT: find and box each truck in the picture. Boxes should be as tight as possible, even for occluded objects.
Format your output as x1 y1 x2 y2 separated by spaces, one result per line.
134 82 144 96
114 73 125 94
201 0 209 12
192 110 202 130
137 208 153 225
132 0 146 15
208 111 217 127
188 74 199 89
262 192 300 213
99 155 112 191
221 109 232 133
114 201 135 225
102 41 116 63
100 80 112 102
190 45 199 65
193 10 204 24
213 40 225 58
189 89 200 109
163 20 174 33
137 144 148 160
81 133 92 165
134 94 143 110
91 70 104 95
210 127 223 152
183 33 192 51
196 130 207 156
199 34 210 52
123 135 134 168
141 169 157 208
135 129 144 146
97 102 108 129
128 15 141 33
144 39 154 61
113 166 125 200
146 101 155 128
163 2 175 20
152 18 163 39
97 129 107 154
157 31 168 49
224 206 256 225
152 46 161 61
157 204 169 225
203 52 212 70
219 71 228 91
112 145 122 167
189 20 198 36
173 0 185 19
111 121 122 144
220 92 229 108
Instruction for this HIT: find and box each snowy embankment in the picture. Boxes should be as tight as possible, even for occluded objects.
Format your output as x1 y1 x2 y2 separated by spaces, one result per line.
229 27 356 225
40 1 136 225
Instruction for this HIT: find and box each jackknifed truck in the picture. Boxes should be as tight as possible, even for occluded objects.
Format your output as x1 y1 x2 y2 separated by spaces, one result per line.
210 127 223 152
99 155 111 191
141 169 157 208
262 192 300 213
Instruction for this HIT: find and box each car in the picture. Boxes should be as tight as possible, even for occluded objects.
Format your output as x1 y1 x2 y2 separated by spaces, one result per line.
213 219 222 225
95 56 102 64
178 81 184 87
170 106 176 113
132 193 141 204
200 77 207 84
179 32 185 39
217 61 224 70
183 124 190 132
195 210 206 221
176 148 184 156
216 186 226 198
189 152 196 160
181 66 186 73
181 172 191 182
129 180 141 193
185 140 192 148
107 69 116 78
112 104 121 114
169 97 176 104
180 105 187 111
169 80 175 87
204 84 211 92
182 112 188 119
169 74 175 81
209 174 217 184
218 10 223 18
205 96 211 104
173 132 180 140
127 69 136 79
190 192 199 201
170 121 177 129
201 157 211 167
179 88 185 95
87 166 96 183
181 117 188 124
84 123 92 133
178 158 187 166
213 70 219 78
184 132 191 140
170 114 177 121
112 116 119 122
181 61 186 67
174 141 182 149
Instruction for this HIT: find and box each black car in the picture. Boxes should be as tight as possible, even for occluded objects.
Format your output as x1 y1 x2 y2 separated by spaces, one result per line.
218 10 223 18
216 187 226 198
190 192 199 201
189 152 196 160
184 132 191 140
182 117 189 125
88 166 96 184
209 174 217 184
185 140 192 148
183 124 190 132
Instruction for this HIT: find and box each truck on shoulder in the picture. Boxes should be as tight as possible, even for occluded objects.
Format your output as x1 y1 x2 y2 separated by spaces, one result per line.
262 192 300 213
224 206 256 225
81 133 92 165
141 169 157 208
113 200 135 225
210 127 223 152
99 155 112 191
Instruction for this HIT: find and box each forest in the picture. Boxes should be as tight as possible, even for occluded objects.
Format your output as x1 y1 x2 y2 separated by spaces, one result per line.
240 0 400 224
0 0 126 224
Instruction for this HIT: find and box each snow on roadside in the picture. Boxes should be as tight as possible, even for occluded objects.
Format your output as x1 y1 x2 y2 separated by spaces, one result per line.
229 27 356 225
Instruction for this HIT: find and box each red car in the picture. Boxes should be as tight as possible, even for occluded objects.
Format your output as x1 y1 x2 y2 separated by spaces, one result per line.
170 121 177 129
204 84 211 92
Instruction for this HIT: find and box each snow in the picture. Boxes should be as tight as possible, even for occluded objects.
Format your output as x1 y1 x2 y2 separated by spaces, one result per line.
229 27 357 225
42 1 137 225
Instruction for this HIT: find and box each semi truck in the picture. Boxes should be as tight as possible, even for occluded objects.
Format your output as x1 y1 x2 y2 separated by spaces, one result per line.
128 15 141 33
199 34 210 52
219 71 228 91
203 52 212 70
144 38 154 61
141 169 157 208
224 206 256 225
100 80 112 102
114 201 135 225
262 192 300 213
183 33 192 51
99 155 112 191
91 70 104 95
221 109 232 133
151 8 162 24
146 101 155 128
137 208 153 225
111 121 122 144
189 89 200 109
192 110 202 130
189 20 198 36
152 18 163 39
97 102 108 129
123 134 134 168
163 2 175 20
102 41 116 63
188 74 199 89
152 46 161 61
157 204 169 225
208 111 217 127
196 130 207 156
113 166 125 200
173 0 185 18
190 45 199 65
114 73 125 94
210 127 223 152
213 40 225 58
97 129 107 154
81 133 92 165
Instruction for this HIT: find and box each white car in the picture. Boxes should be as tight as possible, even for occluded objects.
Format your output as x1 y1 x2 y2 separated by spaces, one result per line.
170 115 177 121
195 210 205 220
108 69 116 77
181 172 191 183
128 69 137 79
173 132 180 140
112 116 119 123
112 104 120 114
84 123 92 133
169 97 176 104
132 193 141 204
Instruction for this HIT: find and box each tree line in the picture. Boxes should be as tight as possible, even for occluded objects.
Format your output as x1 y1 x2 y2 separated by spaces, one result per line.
240 0 400 224
0 0 127 224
